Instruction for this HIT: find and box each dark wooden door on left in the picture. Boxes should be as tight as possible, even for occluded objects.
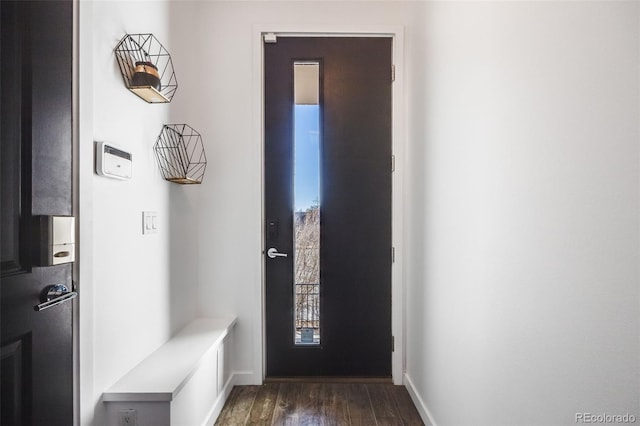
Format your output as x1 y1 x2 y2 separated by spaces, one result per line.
1 1 74 425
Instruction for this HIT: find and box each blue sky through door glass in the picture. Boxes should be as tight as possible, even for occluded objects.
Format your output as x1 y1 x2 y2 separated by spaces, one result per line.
294 105 320 212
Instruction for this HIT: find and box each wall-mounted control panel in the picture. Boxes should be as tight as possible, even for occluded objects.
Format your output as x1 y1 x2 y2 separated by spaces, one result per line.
95 141 132 180
33 215 76 266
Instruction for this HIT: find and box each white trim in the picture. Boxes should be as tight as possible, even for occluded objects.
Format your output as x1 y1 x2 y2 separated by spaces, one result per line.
253 24 406 384
203 374 233 426
390 26 406 387
72 1 80 424
77 0 96 424
230 371 258 386
404 373 438 426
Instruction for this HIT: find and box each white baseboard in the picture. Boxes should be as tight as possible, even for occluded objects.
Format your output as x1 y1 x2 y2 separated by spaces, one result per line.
232 371 262 386
403 373 438 426
202 371 260 426
203 373 236 426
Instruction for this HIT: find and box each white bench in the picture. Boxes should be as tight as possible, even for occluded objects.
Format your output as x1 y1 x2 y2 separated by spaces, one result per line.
103 317 237 426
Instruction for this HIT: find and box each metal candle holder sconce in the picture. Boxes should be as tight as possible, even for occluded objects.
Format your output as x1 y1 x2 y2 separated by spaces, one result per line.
114 33 178 103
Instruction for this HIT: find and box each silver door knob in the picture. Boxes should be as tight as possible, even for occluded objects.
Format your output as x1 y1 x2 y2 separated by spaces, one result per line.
34 284 78 312
267 248 288 259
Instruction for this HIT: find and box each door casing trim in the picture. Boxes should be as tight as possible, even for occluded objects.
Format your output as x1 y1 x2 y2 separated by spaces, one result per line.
253 24 406 385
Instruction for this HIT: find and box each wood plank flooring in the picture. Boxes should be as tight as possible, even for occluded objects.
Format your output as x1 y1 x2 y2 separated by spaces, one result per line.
214 383 424 426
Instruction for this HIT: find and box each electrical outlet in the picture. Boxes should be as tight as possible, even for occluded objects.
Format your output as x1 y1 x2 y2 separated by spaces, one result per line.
120 409 137 426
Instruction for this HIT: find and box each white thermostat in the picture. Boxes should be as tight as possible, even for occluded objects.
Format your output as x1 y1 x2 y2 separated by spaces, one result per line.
95 142 132 180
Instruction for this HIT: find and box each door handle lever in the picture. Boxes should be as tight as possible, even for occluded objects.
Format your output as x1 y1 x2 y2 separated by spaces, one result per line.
34 284 78 312
267 248 288 259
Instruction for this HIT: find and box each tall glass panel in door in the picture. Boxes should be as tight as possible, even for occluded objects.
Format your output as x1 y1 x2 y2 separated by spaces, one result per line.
293 62 320 345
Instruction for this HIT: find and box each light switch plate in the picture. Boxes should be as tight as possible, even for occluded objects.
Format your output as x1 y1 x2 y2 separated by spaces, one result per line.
142 211 158 235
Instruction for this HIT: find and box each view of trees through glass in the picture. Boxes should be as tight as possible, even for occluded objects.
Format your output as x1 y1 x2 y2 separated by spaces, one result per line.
294 99 321 344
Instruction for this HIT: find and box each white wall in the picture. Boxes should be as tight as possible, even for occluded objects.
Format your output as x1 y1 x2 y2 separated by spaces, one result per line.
173 0 419 386
79 2 199 424
406 1 640 425
177 0 639 425
79 1 640 425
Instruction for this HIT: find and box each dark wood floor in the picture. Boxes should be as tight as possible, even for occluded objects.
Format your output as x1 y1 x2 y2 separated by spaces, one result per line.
214 382 424 425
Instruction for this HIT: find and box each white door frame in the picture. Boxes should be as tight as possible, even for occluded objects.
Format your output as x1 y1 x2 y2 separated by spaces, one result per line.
253 24 406 385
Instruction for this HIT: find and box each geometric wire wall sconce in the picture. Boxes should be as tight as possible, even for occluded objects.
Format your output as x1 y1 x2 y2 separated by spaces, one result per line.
114 34 178 103
154 124 207 184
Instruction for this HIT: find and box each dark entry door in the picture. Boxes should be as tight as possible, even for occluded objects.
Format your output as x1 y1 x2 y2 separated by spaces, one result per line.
265 37 392 377
1 1 74 425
